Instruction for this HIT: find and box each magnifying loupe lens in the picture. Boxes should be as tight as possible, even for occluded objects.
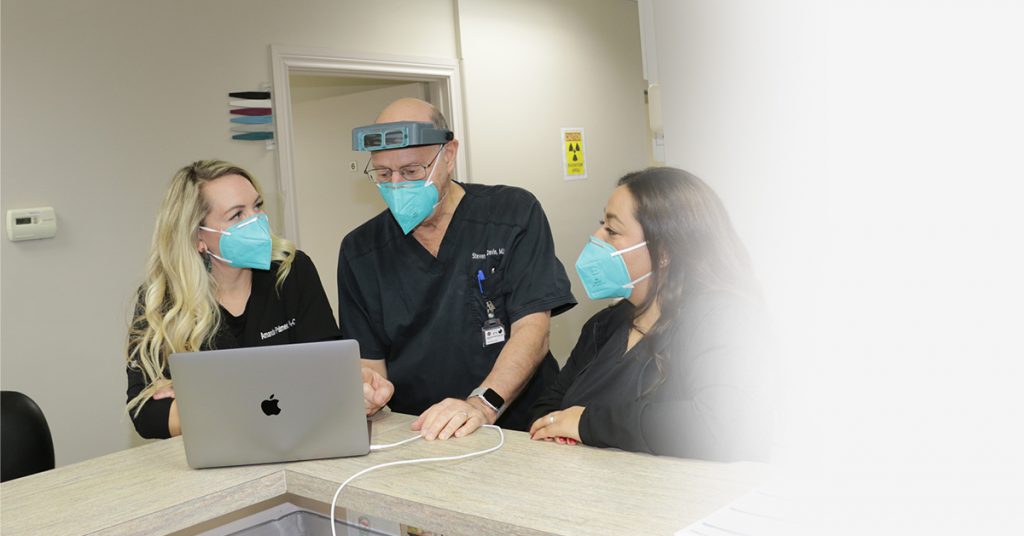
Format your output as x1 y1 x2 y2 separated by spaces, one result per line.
384 129 406 147
363 133 382 148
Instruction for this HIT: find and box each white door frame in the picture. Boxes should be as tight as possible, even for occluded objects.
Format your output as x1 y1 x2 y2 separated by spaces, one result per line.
270 44 469 242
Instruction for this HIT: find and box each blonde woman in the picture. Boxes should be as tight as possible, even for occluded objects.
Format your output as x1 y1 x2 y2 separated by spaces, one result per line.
126 160 393 439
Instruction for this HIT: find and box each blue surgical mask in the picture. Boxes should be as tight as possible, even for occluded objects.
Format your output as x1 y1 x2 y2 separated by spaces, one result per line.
575 236 651 300
376 147 445 235
199 213 272 270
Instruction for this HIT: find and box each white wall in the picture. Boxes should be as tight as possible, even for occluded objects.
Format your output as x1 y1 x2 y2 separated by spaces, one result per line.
645 1 1024 533
455 0 650 359
291 79 428 318
645 3 828 433
1 0 458 466
2 0 649 465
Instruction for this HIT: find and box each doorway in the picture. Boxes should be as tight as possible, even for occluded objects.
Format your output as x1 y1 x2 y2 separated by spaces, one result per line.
270 46 467 318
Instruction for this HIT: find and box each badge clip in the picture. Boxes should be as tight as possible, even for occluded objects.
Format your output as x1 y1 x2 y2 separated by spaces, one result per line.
482 299 505 346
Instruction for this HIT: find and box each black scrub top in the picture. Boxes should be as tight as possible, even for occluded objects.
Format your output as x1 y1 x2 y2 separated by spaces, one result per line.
126 250 341 439
337 182 576 430
530 292 774 461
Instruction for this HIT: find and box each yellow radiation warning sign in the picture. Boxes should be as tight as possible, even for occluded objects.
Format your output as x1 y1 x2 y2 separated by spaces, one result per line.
562 128 587 180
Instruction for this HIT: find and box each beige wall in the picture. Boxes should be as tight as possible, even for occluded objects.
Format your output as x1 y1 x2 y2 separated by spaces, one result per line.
2 0 648 465
643 0 825 468
644 0 825 336
455 0 650 359
0 0 458 466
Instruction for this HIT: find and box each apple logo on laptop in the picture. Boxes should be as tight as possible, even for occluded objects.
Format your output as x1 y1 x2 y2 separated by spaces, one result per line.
261 394 282 416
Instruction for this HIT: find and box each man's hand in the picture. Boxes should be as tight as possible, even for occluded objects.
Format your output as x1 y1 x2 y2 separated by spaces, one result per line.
361 367 393 416
412 398 488 440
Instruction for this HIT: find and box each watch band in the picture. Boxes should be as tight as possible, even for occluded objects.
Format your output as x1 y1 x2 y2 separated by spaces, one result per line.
469 387 506 416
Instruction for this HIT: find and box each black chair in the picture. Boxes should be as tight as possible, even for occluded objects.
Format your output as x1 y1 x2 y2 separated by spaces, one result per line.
1 390 56 482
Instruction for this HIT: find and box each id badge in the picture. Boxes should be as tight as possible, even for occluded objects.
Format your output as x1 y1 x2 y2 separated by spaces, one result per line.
482 318 506 347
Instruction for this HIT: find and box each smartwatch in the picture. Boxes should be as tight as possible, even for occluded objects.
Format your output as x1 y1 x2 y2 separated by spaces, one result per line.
469 387 506 417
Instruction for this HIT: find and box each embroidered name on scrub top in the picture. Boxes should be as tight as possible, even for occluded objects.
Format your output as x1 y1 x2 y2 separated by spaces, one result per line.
260 318 297 340
471 248 506 260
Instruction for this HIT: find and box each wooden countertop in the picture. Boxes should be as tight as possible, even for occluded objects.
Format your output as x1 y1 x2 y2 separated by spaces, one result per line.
0 412 768 535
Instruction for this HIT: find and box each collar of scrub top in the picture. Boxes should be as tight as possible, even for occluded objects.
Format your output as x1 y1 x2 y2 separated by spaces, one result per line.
352 121 454 151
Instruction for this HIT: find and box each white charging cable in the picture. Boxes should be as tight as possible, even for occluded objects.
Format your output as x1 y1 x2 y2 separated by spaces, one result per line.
368 434 422 451
330 424 505 536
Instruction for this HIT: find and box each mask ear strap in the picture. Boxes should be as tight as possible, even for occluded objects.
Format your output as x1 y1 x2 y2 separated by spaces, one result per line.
624 271 652 289
197 228 230 265
433 183 449 208
424 143 447 187
610 240 648 257
207 251 232 264
233 215 260 229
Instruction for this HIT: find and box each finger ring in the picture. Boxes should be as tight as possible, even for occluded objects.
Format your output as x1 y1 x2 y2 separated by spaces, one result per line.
549 415 555 424
458 411 469 419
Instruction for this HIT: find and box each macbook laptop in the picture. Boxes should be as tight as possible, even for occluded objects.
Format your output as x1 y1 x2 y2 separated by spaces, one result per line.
168 339 370 469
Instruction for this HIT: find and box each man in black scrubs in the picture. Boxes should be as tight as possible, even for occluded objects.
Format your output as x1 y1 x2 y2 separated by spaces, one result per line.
338 98 576 439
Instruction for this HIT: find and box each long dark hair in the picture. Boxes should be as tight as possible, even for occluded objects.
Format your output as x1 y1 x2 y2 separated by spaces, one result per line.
619 167 759 395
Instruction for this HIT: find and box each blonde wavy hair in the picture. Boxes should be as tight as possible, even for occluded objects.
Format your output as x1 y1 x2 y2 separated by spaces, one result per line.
126 160 295 417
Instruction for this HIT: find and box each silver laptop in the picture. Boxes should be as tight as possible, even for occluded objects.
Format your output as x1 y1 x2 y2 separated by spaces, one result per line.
168 340 370 469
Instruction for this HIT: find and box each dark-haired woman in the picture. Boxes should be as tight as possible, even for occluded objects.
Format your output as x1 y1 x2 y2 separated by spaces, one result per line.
529 167 773 461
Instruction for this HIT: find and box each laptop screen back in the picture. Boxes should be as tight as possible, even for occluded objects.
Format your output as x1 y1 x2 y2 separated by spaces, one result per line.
169 340 369 469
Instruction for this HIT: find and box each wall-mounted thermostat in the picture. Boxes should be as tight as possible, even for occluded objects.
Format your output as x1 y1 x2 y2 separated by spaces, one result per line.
6 207 57 241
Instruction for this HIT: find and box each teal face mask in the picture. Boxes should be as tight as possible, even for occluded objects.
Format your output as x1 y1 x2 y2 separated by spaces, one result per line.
574 236 651 300
377 180 440 235
376 147 445 235
199 213 272 270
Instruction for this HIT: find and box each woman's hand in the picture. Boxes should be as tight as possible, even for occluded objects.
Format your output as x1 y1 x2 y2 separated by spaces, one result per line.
361 366 394 416
530 406 585 444
149 380 181 436
152 380 175 400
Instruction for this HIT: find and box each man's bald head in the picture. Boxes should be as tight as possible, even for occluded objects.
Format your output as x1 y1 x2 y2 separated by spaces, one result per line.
376 98 449 131
366 97 461 231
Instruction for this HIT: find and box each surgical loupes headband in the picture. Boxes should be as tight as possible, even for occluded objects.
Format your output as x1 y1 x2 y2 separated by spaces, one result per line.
352 121 454 152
